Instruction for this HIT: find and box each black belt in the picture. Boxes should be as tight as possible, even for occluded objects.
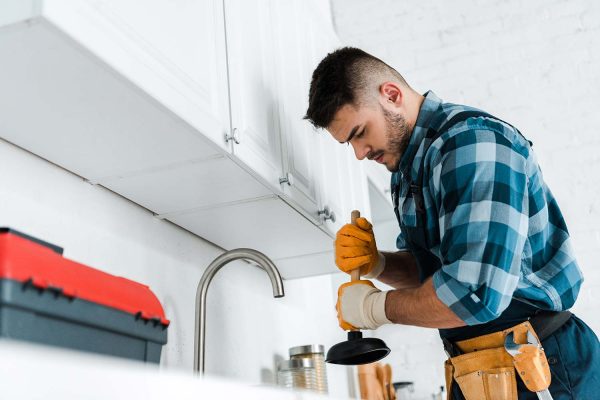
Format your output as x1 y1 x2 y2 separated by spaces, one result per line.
443 310 572 357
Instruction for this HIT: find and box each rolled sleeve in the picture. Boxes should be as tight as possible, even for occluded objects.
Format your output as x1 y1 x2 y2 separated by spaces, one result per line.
430 129 529 325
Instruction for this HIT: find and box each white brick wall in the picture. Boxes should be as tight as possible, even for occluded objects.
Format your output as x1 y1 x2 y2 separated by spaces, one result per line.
330 1 600 398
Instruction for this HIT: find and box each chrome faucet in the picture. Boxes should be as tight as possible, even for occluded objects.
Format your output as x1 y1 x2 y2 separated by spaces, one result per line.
194 248 285 374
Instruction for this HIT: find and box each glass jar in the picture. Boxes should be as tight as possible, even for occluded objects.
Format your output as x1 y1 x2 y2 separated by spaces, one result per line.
276 358 318 390
289 344 328 394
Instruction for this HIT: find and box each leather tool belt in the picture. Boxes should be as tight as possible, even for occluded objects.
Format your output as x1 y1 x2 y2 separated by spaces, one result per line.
442 311 571 400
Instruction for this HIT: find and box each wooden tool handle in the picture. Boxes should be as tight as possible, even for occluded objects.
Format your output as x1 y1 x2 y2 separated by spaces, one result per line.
350 210 361 282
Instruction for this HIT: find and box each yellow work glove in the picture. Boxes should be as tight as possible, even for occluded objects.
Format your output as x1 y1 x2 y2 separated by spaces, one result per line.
336 280 391 331
335 217 385 278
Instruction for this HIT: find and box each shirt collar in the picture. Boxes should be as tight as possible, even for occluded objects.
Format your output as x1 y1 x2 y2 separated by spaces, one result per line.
397 90 444 177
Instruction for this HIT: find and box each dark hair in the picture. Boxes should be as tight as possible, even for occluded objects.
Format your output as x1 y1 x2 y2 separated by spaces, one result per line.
304 47 406 129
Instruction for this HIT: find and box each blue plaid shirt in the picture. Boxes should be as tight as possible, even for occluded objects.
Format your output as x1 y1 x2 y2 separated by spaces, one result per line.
392 91 583 326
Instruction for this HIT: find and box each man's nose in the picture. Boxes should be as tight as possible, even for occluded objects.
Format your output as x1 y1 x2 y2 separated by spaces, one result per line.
352 142 370 160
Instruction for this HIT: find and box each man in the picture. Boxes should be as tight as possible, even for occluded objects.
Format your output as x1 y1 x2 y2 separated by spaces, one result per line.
305 47 599 399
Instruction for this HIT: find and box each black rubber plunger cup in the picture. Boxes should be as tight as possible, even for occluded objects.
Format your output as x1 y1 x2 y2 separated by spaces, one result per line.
326 210 390 365
326 331 390 365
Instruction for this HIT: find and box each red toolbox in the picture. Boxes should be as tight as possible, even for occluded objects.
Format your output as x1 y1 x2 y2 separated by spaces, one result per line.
0 228 169 363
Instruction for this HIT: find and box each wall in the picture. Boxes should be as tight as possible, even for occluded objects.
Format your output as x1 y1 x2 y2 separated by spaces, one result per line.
330 0 600 398
0 138 354 398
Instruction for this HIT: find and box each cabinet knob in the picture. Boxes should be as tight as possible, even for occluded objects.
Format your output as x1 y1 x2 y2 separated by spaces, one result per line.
279 172 294 186
318 206 336 223
225 127 240 144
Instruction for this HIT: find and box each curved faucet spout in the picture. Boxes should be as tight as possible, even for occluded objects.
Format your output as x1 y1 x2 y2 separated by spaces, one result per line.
193 248 285 374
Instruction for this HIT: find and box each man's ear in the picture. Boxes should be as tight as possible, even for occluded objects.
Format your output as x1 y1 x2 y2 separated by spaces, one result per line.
379 82 402 105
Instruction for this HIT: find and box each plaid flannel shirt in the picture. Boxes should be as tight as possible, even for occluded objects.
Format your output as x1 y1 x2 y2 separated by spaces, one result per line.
392 91 583 325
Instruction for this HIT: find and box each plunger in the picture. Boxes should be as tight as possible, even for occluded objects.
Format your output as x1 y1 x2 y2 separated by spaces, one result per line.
326 210 390 365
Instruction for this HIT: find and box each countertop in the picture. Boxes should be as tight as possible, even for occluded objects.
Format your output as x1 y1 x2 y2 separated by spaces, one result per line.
0 340 349 399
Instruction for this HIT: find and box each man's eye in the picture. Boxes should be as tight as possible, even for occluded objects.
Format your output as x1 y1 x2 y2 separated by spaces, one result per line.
356 129 365 138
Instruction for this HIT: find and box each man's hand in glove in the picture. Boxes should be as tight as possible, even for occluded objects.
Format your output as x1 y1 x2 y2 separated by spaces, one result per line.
335 217 385 278
336 280 391 331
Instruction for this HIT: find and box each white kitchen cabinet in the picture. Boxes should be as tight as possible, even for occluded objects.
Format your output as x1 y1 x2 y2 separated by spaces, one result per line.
0 0 230 182
317 134 347 234
363 162 396 250
319 140 371 231
53 0 232 154
305 17 362 234
363 162 393 207
0 0 365 279
272 0 322 225
224 0 284 191
368 179 400 252
307 8 373 230
223 0 341 228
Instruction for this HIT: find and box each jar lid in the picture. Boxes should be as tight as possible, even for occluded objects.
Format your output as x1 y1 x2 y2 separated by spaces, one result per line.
289 344 325 356
277 358 315 370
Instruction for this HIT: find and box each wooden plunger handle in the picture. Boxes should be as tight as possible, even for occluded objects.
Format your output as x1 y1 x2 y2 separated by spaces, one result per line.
348 210 362 333
350 210 361 282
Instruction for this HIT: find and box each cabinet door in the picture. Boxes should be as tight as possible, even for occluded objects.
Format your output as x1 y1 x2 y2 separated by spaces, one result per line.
318 140 371 233
50 0 232 153
317 132 347 234
309 19 348 234
0 0 229 182
272 0 321 223
224 0 284 189
343 147 371 221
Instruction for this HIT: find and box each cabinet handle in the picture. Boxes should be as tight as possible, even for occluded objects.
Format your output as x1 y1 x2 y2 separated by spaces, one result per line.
225 127 240 144
318 206 336 223
279 172 294 186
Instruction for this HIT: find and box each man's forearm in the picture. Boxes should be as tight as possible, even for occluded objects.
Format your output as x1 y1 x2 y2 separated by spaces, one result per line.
377 251 421 289
384 277 466 329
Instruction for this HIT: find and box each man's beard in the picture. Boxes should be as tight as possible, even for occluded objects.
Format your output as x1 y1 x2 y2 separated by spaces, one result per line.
381 106 411 172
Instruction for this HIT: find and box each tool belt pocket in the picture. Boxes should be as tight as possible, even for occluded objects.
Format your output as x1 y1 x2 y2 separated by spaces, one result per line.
509 338 552 392
450 347 517 400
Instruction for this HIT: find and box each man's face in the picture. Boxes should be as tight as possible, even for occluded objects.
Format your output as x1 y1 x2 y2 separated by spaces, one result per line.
327 102 411 172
